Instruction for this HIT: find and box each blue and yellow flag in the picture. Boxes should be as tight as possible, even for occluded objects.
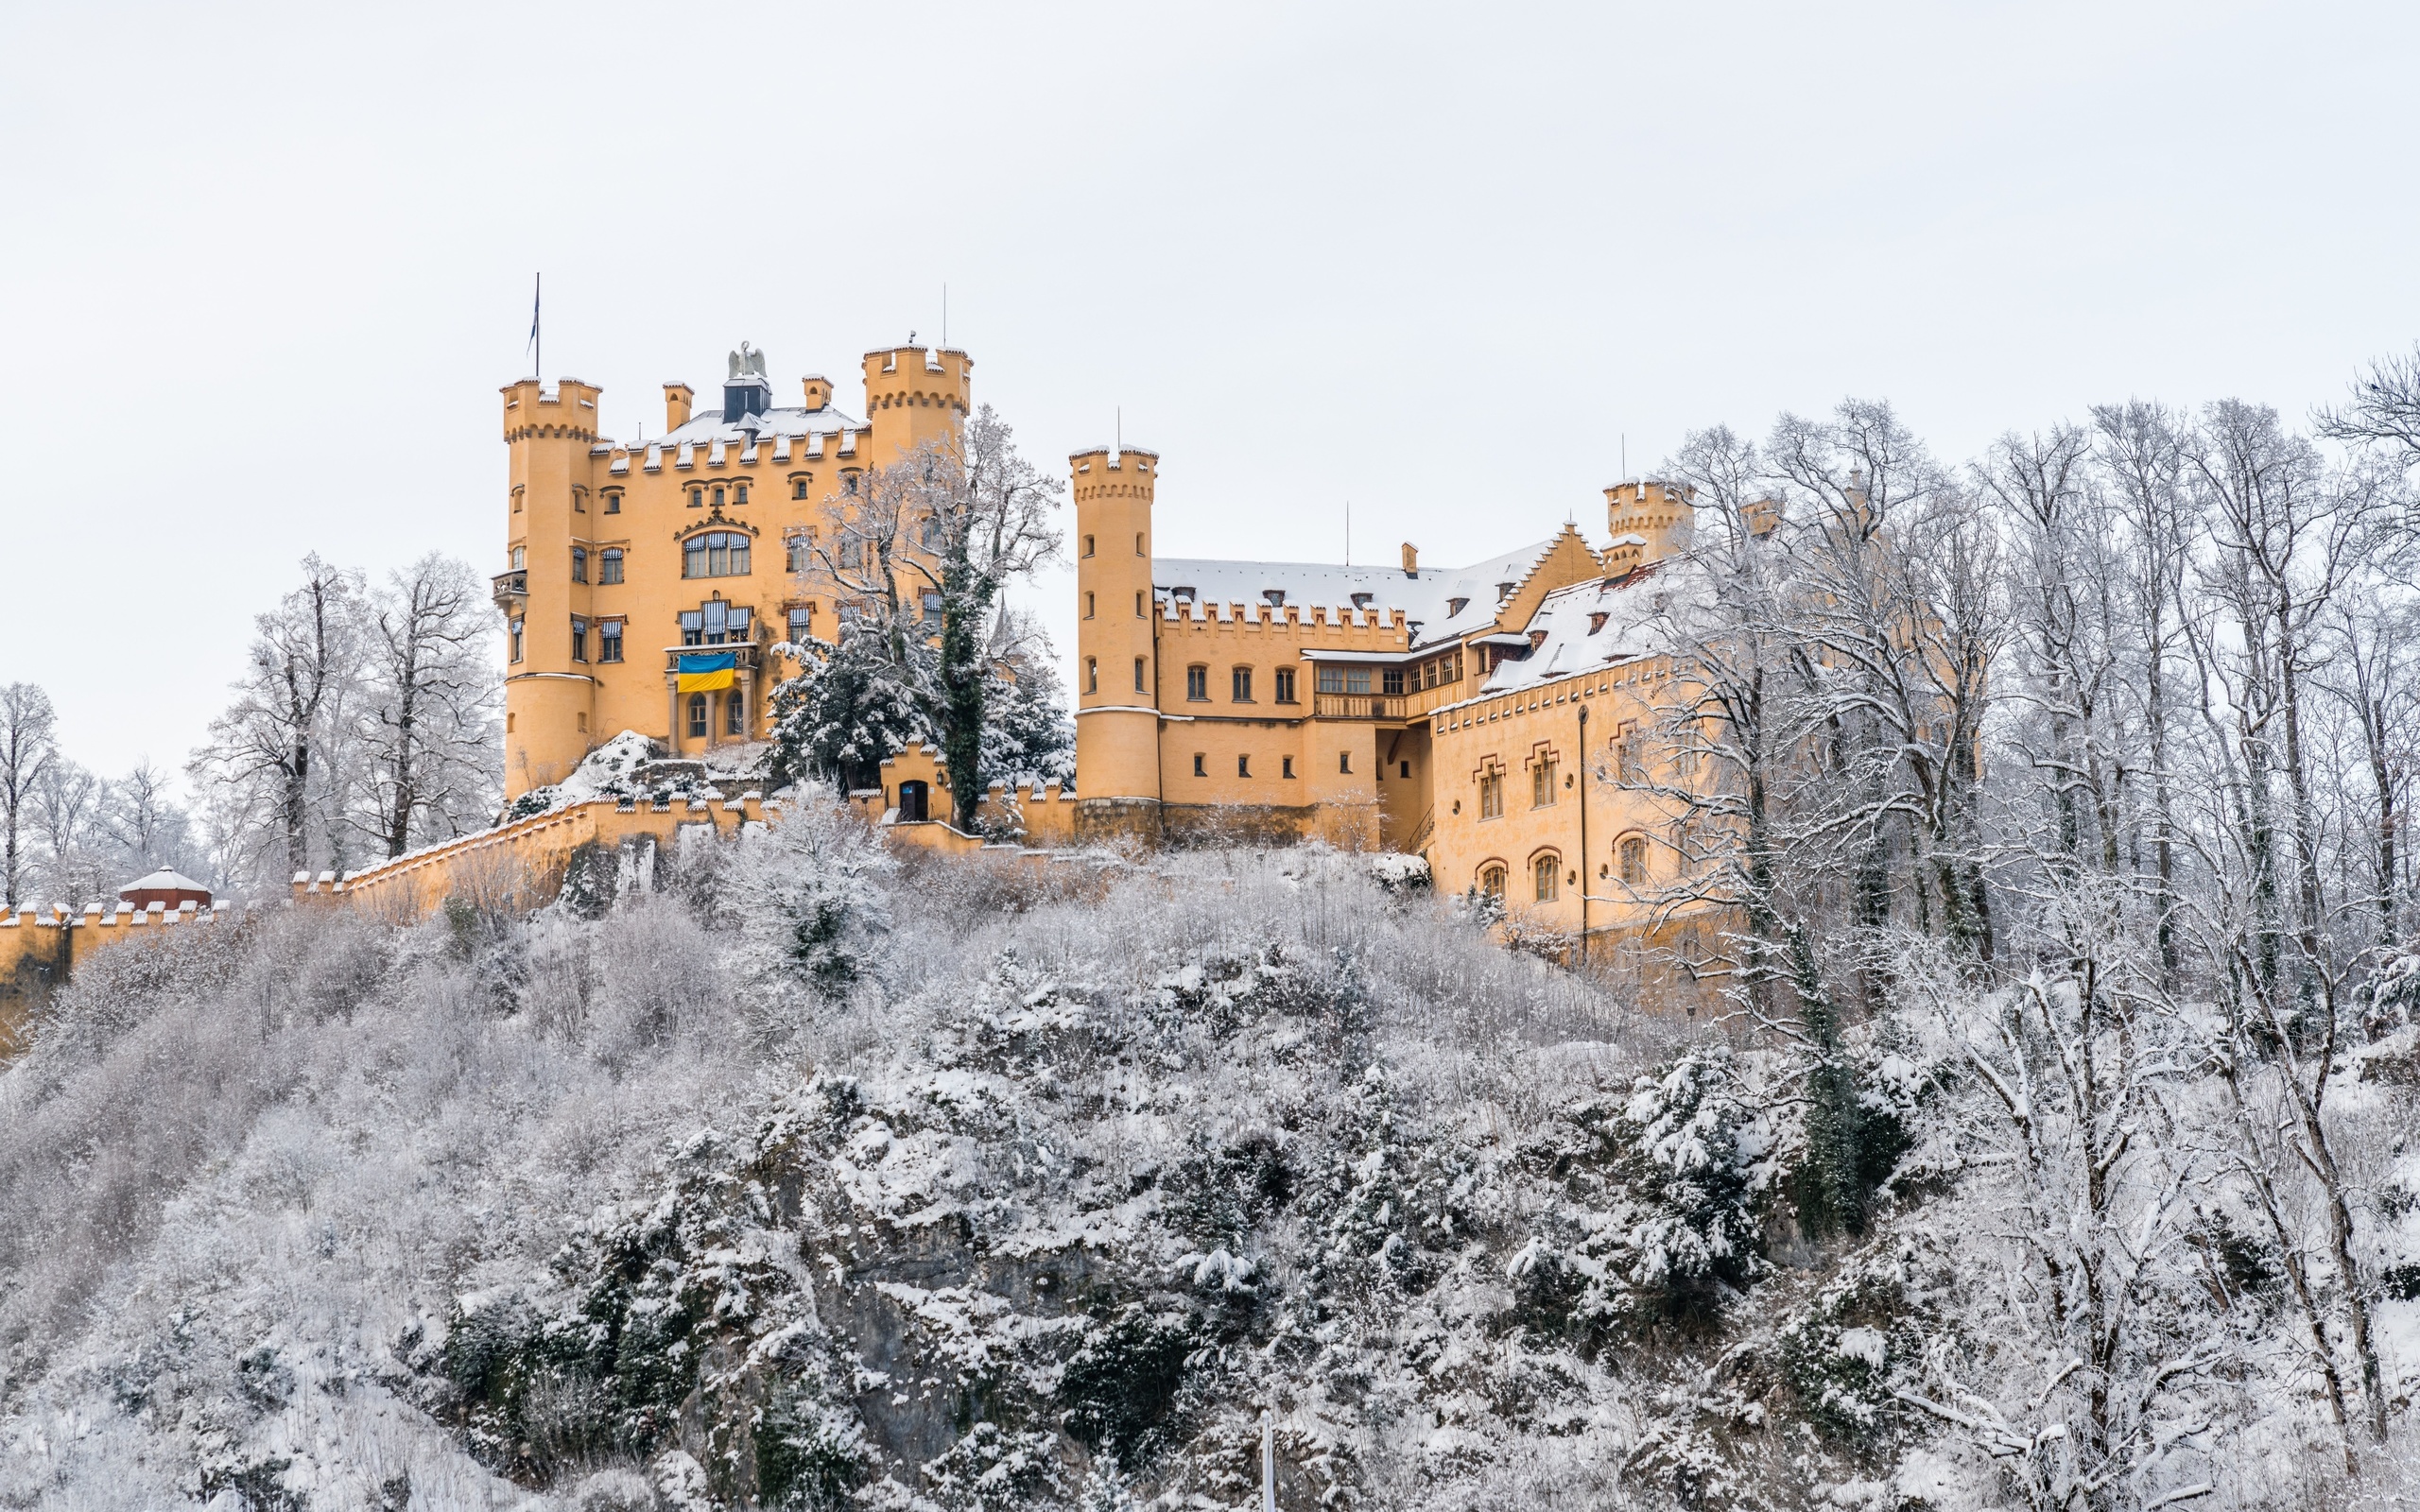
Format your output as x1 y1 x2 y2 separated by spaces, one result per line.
676 651 736 692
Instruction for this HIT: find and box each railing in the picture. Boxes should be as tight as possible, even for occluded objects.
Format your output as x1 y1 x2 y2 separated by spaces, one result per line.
490 570 527 614
1312 693 1408 721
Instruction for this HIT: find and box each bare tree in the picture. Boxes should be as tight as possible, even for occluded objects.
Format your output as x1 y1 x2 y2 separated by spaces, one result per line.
0 682 59 910
2318 340 2420 465
94 760 193 880
359 554 502 857
188 558 364 884
27 758 104 906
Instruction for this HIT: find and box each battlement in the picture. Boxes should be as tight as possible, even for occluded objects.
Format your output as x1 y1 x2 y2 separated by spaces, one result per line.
1069 447 1159 505
1156 596 1414 644
501 378 604 443
861 346 972 411
1604 479 1694 566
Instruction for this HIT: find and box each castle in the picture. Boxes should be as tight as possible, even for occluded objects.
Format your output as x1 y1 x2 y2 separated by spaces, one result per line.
496 341 1727 966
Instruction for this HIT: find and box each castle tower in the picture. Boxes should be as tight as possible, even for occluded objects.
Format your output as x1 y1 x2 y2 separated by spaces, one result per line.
497 375 604 799
1070 445 1163 840
861 345 973 466
1603 480 1696 575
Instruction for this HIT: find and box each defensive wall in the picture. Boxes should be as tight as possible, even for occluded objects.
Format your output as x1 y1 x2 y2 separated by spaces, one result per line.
0 901 250 1056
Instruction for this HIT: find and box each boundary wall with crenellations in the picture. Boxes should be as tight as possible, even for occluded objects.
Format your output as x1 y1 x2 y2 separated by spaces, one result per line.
0 901 251 1055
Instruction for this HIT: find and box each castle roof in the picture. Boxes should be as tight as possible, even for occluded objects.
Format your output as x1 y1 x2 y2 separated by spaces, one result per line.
648 404 866 449
1152 538 1564 641
1469 567 1675 700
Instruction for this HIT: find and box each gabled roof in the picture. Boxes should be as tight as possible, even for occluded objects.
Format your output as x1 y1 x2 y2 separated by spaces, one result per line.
1469 565 1675 700
649 404 866 449
1152 538 1566 639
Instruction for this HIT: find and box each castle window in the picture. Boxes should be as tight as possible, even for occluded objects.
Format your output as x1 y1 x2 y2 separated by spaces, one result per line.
573 489 585 514
599 621 623 662
1193 753 1206 777
1479 864 1506 900
690 488 704 507
793 478 809 499
1447 597 1467 617
1135 592 1145 617
713 487 725 509
677 601 750 646
1186 665 1208 701
788 607 813 643
1339 751 1352 775
1086 658 1098 694
1615 721 1642 782
920 516 944 548
1273 668 1297 703
1315 667 1372 696
1534 853 1560 902
735 483 748 505
1532 757 1558 808
604 492 621 514
1618 835 1649 885
1400 761 1410 779
726 690 746 735
683 531 751 577
1232 666 1253 702
687 694 708 738
511 546 526 570
510 619 524 663
571 547 588 584
1082 535 1096 558
843 472 860 495
922 593 942 622
838 538 863 570
1238 755 1251 778
570 618 588 662
511 487 524 514
507 713 515 733
1135 532 1145 556
1382 667 1404 696
1478 769 1504 819
1283 756 1295 778
600 548 624 584
1085 593 1096 620
1133 657 1147 693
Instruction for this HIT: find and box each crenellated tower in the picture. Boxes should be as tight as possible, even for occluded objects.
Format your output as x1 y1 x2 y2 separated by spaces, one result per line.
1070 445 1163 839
497 376 604 797
862 345 973 465
1602 479 1696 576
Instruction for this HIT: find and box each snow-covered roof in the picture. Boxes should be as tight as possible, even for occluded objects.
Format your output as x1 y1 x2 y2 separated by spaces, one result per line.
1462 566 1676 701
648 403 865 449
120 868 209 896
1152 539 1562 643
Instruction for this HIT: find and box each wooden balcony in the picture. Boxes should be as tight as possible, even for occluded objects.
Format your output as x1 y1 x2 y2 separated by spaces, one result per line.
1312 692 1408 721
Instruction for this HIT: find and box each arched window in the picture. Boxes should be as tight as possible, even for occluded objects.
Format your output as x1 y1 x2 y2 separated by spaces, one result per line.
599 548 624 584
1534 853 1560 902
1232 666 1253 702
683 531 752 578
510 545 526 570
726 690 745 735
687 694 708 738
1479 864 1507 900
1186 665 1209 701
1085 658 1098 694
1618 835 1650 885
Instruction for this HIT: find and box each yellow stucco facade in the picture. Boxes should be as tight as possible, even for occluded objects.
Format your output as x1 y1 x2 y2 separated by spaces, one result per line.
496 341 1728 974
497 344 970 799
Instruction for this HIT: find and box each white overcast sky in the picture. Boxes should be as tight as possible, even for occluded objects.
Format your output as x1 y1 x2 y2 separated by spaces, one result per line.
3 1 2415 782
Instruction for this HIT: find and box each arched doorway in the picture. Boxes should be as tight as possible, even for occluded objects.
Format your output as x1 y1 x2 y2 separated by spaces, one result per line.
897 780 929 822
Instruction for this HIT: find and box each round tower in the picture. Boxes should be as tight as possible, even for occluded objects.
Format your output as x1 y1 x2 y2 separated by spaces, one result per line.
497 376 604 799
861 345 973 467
1603 479 1696 575
1071 445 1163 841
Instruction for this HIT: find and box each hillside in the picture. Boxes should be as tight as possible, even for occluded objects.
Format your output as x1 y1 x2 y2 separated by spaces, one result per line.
2 821 2415 1511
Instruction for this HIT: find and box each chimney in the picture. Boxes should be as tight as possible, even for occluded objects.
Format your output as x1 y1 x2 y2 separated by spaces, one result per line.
802 375 832 411
665 383 694 431
1401 541 1419 577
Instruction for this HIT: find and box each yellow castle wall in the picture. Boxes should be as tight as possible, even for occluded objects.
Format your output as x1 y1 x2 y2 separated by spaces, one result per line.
501 347 973 799
0 903 249 1055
